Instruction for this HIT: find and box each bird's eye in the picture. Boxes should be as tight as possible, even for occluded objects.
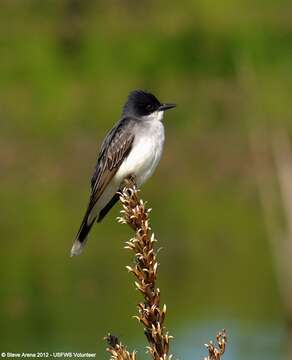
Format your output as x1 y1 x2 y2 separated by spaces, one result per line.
146 104 152 110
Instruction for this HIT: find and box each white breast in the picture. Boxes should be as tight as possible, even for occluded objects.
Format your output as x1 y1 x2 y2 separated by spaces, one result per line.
114 117 165 187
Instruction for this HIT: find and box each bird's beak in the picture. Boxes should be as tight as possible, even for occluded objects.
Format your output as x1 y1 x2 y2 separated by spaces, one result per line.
159 103 176 111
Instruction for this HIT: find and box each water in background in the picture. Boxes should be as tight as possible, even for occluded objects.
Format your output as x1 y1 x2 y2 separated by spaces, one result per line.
174 321 286 360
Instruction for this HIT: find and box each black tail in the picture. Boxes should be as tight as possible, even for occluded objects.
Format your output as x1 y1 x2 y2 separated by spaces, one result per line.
71 214 96 256
71 192 120 256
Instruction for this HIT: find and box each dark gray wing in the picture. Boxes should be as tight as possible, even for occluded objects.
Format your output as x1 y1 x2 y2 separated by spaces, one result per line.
72 116 135 256
90 116 135 206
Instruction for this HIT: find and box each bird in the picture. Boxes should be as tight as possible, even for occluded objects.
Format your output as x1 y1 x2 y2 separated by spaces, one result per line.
71 90 176 256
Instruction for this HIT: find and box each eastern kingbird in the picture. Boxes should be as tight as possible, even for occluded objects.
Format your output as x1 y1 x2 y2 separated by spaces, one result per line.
71 90 176 256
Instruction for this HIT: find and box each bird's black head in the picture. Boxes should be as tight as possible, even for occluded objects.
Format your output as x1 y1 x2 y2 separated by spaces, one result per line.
123 90 176 118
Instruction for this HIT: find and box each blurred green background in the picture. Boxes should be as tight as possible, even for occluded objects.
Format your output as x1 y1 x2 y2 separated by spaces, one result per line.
1 1 291 359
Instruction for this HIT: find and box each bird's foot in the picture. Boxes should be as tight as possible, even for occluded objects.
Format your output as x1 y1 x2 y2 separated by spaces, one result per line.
123 175 137 188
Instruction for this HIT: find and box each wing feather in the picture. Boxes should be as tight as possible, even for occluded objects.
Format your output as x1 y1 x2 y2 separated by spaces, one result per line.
89 117 135 207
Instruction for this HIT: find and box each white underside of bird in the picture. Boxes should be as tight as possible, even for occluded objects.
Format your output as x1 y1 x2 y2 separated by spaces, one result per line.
98 114 164 209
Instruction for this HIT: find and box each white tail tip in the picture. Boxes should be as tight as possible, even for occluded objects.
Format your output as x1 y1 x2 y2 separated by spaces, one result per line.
70 240 84 257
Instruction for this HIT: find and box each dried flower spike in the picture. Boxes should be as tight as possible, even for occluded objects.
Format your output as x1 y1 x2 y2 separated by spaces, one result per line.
105 333 136 360
118 177 173 360
204 330 227 360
